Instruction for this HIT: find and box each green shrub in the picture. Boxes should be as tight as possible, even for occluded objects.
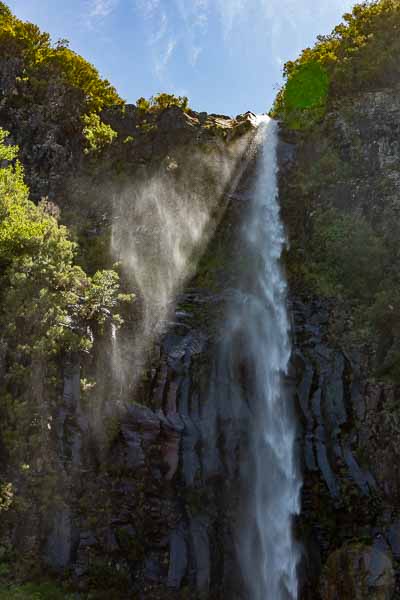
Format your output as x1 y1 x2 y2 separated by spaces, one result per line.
0 3 123 113
307 208 385 300
82 113 118 155
0 2 11 18
0 582 69 599
273 0 400 128
0 482 13 512
276 61 329 129
136 92 189 113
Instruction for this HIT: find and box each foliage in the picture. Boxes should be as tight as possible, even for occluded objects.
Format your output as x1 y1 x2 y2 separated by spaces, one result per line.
0 582 70 600
284 62 329 109
136 96 151 111
136 93 189 113
82 113 118 155
0 3 123 113
0 2 11 18
0 129 132 461
273 0 400 128
301 205 400 380
274 0 400 381
0 482 13 512
368 288 400 380
278 61 329 129
306 208 385 301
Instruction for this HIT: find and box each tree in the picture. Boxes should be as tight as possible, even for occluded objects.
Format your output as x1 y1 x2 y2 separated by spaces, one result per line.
0 128 132 460
273 0 400 128
136 93 190 113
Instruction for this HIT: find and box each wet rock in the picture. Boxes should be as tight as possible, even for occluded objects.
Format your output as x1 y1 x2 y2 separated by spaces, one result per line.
74 530 97 577
312 388 340 498
160 417 182 481
320 542 395 600
44 508 78 570
181 414 201 487
145 554 163 583
121 426 146 470
167 523 188 588
324 354 347 431
387 521 400 559
189 516 210 593
343 445 377 495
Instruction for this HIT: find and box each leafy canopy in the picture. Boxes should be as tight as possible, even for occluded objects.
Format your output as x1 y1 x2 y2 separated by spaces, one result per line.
0 3 123 113
82 113 118 155
136 93 190 113
0 128 133 462
0 127 129 360
273 0 400 128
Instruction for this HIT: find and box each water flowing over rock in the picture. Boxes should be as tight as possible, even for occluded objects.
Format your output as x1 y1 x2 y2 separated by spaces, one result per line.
218 118 301 599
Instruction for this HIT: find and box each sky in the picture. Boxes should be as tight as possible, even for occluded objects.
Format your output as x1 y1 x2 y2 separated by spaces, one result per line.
7 0 355 116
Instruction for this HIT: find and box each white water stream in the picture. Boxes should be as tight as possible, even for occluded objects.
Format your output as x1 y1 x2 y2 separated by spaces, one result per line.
228 117 301 599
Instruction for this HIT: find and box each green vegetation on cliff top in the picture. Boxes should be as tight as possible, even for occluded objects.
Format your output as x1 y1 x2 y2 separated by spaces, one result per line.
0 1 122 113
273 0 400 129
136 93 190 113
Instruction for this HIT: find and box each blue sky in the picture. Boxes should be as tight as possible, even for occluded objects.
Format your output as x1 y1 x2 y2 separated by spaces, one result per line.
8 0 355 115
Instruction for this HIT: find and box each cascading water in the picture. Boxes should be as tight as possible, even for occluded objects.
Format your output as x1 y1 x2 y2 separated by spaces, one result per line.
218 117 301 599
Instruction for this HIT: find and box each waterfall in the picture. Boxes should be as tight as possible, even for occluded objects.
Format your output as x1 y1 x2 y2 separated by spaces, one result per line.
218 117 301 599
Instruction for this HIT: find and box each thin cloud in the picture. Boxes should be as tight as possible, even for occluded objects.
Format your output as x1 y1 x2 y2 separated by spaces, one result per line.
88 0 118 18
215 0 246 38
136 0 176 80
174 0 210 65
136 0 161 19
214 0 349 42
155 37 177 77
149 12 168 45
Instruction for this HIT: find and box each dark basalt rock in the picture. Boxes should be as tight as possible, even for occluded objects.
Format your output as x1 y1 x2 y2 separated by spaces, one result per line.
320 541 395 600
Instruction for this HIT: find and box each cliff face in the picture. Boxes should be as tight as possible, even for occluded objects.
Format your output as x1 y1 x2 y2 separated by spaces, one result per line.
279 86 400 599
1 4 400 599
3 87 399 600
0 99 263 599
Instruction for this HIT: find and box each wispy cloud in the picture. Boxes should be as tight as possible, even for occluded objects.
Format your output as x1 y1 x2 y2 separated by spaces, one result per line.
214 0 350 44
149 12 168 45
155 38 177 77
215 0 246 38
136 0 161 19
174 0 211 65
135 0 178 82
88 0 118 19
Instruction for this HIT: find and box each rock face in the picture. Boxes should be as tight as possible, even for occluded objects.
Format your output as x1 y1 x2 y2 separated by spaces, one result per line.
320 542 395 600
0 104 258 598
278 86 400 599
290 297 399 599
36 288 246 597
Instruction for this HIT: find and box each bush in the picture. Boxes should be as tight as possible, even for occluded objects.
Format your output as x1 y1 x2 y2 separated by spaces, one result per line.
307 208 385 301
275 61 329 129
273 0 400 128
0 582 69 599
82 113 118 155
0 3 123 113
136 93 189 113
0 2 11 18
